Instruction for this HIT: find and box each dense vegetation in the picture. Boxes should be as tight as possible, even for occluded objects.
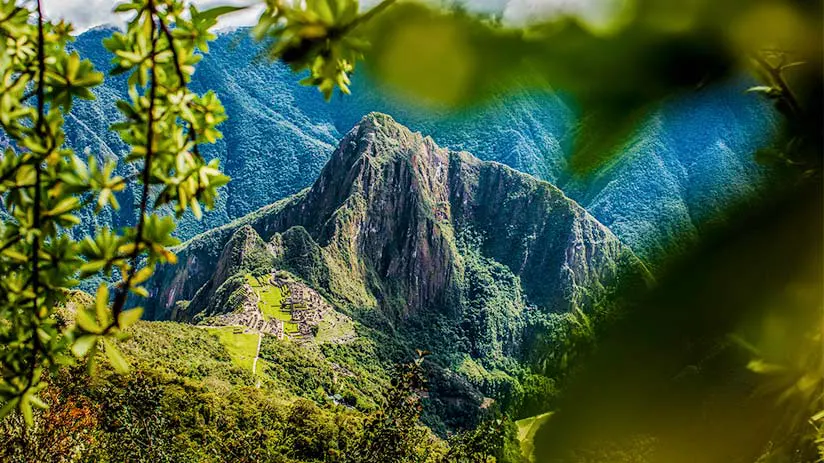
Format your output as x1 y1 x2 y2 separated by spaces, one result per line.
0 319 523 462
0 0 821 461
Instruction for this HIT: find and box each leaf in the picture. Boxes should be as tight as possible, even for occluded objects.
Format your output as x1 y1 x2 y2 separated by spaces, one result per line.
114 2 141 12
130 285 149 298
46 196 80 216
198 5 247 20
746 359 787 374
103 340 130 374
95 285 111 327
86 341 99 375
131 266 153 285
19 393 32 427
0 398 20 421
118 307 143 329
29 394 48 410
72 334 99 357
79 260 107 277
2 248 29 263
746 85 776 93
75 309 102 334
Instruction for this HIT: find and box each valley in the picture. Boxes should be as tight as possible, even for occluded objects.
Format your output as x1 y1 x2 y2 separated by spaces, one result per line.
128 112 651 436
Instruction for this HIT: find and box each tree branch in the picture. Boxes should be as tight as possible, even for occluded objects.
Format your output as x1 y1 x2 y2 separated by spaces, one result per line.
110 0 160 320
25 0 47 391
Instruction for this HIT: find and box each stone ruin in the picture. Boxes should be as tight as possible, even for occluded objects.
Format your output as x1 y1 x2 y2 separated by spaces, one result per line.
269 274 332 339
201 271 350 344
204 284 284 338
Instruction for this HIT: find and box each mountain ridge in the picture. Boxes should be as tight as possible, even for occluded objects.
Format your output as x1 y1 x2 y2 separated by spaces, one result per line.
62 27 777 268
141 114 650 380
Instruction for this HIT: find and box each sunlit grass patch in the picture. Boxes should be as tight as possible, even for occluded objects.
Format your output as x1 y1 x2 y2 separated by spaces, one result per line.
245 274 299 333
206 326 259 372
314 310 356 343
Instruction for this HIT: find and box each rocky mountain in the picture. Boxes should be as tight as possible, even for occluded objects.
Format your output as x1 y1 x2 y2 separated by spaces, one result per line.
141 114 649 381
64 27 777 267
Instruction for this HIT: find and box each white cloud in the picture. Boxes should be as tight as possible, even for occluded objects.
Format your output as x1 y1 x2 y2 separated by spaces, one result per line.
41 0 264 32
42 0 611 34
502 0 628 29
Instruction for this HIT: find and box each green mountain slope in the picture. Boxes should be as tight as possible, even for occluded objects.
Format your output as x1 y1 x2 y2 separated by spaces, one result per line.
58 27 777 268
0 318 409 462
137 114 650 429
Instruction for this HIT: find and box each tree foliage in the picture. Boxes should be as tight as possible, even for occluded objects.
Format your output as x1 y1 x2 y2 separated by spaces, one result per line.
0 0 821 461
0 0 340 424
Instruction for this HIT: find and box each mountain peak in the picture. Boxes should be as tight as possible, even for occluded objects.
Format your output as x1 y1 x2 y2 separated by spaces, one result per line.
355 111 399 131
342 111 424 160
145 117 648 326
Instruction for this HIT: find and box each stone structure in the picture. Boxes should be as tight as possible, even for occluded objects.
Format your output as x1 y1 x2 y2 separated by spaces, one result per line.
204 284 284 338
268 273 331 339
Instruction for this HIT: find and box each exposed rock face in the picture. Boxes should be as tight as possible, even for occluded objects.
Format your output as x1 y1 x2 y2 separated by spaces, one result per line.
183 225 274 319
143 115 650 353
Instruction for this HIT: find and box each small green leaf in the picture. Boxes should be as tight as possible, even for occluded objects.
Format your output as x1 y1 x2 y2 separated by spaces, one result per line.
29 394 48 410
746 359 786 374
114 2 140 13
72 334 99 357
75 309 102 334
103 340 130 374
95 284 111 327
2 248 29 263
0 398 20 421
130 286 149 298
118 307 143 329
19 394 33 427
86 341 99 375
746 85 775 93
46 196 80 216
198 5 246 20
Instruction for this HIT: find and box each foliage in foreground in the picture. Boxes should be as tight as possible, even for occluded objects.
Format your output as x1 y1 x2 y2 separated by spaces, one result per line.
0 321 520 462
0 0 233 423
0 0 396 422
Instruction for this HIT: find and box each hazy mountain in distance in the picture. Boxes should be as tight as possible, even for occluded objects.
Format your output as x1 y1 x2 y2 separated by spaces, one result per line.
65 27 777 267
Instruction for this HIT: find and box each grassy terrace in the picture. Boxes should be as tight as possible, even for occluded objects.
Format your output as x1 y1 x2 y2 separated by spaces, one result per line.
314 311 356 344
245 274 299 334
205 326 259 372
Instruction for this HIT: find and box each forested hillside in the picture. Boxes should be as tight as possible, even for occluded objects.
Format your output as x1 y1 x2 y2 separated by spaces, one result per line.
0 0 819 461
62 26 778 266
135 113 650 432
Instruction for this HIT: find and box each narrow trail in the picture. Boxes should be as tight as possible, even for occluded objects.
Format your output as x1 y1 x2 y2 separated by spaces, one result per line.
252 332 263 388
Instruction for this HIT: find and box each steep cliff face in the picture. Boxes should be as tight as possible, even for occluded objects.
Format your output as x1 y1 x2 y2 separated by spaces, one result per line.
447 152 640 312
143 115 649 363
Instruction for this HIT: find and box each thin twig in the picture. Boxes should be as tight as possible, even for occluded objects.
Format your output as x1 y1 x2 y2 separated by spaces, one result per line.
753 53 801 116
158 17 203 160
25 0 47 391
110 0 160 320
341 0 397 35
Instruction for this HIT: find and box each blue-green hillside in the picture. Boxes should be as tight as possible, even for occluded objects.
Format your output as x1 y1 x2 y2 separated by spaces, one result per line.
64 27 777 266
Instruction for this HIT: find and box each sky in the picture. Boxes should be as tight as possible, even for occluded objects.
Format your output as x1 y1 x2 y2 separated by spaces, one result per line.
41 0 266 32
41 0 619 33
